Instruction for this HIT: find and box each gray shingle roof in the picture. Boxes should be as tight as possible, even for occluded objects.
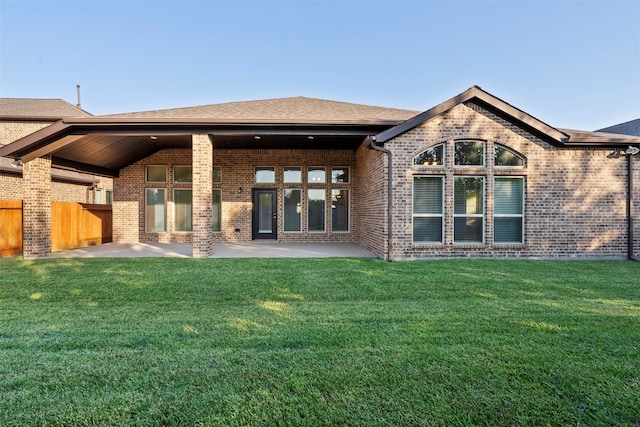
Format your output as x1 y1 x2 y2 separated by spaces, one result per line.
102 96 419 122
596 118 640 137
0 98 92 118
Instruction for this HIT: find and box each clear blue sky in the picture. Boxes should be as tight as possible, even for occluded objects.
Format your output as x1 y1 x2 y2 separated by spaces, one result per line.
1 0 639 131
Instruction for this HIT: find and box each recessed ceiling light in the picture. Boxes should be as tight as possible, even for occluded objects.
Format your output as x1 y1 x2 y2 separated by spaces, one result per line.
308 136 315 140
254 136 261 140
149 136 158 140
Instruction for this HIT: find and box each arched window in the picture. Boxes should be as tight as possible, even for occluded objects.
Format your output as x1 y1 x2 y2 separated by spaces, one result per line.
413 144 444 166
454 140 485 166
494 145 524 167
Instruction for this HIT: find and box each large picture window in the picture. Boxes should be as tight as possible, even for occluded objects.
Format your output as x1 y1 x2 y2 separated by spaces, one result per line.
145 188 166 232
284 189 302 232
308 189 325 232
454 177 484 243
413 176 444 243
331 189 349 232
494 177 524 243
173 189 193 232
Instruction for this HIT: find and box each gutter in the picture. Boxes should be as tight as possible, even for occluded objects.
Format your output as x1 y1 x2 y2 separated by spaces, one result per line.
628 153 638 261
366 136 393 261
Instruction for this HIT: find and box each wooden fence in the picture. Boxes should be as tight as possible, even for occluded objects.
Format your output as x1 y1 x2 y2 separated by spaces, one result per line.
0 200 112 257
0 200 23 257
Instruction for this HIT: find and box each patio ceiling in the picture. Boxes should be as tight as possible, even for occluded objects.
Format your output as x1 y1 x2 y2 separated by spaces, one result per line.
0 119 396 177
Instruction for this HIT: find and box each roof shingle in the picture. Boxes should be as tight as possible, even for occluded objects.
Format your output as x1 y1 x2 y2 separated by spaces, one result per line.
0 98 92 118
102 96 419 122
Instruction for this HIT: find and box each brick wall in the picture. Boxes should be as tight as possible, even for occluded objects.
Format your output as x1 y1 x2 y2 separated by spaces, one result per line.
0 120 52 146
113 146 357 245
354 140 388 258
386 102 635 259
22 156 51 258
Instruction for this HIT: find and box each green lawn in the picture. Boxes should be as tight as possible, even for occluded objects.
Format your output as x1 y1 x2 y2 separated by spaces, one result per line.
1 257 639 426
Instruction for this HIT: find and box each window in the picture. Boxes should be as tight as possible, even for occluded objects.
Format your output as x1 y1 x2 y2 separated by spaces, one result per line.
212 189 221 232
308 189 325 232
455 140 484 166
283 189 302 232
95 189 103 204
146 166 167 183
255 167 275 183
331 189 349 232
495 145 524 167
454 177 484 243
284 167 302 183
106 190 113 205
174 189 193 232
414 144 444 166
494 178 524 243
331 167 349 184
413 176 444 243
145 188 166 232
308 167 326 184
213 166 222 184
173 166 193 183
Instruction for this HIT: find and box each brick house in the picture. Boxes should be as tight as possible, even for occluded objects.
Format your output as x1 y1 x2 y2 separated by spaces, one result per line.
1 86 639 260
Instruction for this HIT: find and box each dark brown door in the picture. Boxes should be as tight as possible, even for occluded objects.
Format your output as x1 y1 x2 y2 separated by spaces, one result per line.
252 189 277 239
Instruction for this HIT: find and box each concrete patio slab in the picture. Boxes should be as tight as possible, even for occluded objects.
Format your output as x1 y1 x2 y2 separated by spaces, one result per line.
47 242 376 259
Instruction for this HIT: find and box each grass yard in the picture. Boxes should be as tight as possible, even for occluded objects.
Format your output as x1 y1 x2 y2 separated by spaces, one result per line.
0 257 639 426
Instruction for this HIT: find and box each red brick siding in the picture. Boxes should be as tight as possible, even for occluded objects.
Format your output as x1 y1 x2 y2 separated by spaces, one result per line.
387 103 634 259
113 147 357 244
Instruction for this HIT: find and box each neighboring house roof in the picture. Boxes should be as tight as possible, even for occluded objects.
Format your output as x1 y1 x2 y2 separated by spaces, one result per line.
596 118 640 137
0 98 92 120
103 96 419 122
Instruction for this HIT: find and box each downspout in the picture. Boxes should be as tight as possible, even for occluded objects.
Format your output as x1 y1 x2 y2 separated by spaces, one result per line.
628 152 638 261
366 136 393 261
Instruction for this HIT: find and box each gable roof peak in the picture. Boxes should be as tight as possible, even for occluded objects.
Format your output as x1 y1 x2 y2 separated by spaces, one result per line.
375 85 569 145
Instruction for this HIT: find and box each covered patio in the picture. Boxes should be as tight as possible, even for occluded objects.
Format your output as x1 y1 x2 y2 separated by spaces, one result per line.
47 242 376 259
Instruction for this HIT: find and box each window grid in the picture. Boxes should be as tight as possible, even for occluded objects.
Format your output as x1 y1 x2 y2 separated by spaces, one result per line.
412 176 444 244
494 177 525 244
453 176 485 244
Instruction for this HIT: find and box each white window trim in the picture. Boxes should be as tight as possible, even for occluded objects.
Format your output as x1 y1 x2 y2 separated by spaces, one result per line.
307 166 326 184
331 167 350 184
173 165 193 183
413 143 445 167
212 189 222 233
145 188 167 233
145 165 167 183
173 188 193 233
331 189 350 233
453 176 485 244
283 188 302 233
454 140 486 167
494 144 526 168
255 166 276 184
283 166 302 184
494 176 525 244
412 175 445 244
307 188 326 233
213 166 222 184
